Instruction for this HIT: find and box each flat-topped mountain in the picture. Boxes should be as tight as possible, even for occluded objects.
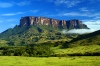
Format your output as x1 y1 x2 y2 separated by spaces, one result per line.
0 16 89 46
19 16 88 29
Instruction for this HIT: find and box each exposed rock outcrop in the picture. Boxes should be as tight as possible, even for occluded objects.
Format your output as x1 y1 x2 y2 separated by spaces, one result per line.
19 16 88 29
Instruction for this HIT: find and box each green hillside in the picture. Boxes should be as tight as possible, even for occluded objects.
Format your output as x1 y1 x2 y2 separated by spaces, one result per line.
0 39 8 47
0 26 100 56
0 25 78 46
66 30 100 48
50 30 100 56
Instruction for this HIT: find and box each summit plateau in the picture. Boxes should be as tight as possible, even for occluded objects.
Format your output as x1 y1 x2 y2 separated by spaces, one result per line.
19 16 88 29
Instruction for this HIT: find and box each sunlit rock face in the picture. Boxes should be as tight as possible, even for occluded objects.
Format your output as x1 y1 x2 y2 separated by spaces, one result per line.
20 16 88 29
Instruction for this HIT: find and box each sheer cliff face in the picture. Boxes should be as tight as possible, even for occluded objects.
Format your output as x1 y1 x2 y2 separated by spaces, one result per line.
66 20 87 29
20 16 88 29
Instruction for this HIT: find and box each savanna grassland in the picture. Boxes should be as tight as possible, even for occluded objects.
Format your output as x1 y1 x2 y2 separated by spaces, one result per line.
0 56 100 66
51 45 100 57
0 25 100 66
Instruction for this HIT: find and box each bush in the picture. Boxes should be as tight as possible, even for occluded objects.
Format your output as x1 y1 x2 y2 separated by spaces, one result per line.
1 45 55 57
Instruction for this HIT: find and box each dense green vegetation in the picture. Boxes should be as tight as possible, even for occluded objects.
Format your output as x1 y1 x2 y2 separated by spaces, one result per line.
0 25 100 57
62 30 100 48
50 29 100 56
0 40 8 47
52 45 100 56
0 44 100 57
0 25 78 46
0 45 54 57
0 25 100 60
0 25 100 66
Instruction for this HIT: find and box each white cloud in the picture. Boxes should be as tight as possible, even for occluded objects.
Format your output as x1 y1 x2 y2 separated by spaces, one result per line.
61 19 100 34
54 0 81 8
29 10 39 13
94 16 100 19
16 12 25 14
1 14 15 16
80 7 89 11
83 20 100 30
17 1 31 6
84 22 100 25
82 20 96 22
86 25 100 30
0 1 31 8
44 0 81 8
0 19 18 23
6 19 17 22
0 9 39 16
88 0 100 3
83 20 100 25
0 2 13 8
61 29 98 34
1 12 26 16
47 12 94 17
58 12 79 16
50 12 100 17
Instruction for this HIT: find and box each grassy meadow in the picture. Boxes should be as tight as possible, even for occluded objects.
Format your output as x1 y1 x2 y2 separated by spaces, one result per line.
0 25 100 66
0 56 100 66
52 45 100 56
0 45 100 66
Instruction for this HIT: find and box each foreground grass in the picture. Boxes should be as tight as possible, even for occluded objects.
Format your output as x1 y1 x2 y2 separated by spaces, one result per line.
52 45 100 55
0 56 100 66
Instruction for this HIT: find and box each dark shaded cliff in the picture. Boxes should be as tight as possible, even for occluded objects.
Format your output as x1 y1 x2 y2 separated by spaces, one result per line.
19 16 88 29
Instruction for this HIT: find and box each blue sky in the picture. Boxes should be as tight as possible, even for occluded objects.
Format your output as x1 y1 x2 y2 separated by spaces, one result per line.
0 0 100 33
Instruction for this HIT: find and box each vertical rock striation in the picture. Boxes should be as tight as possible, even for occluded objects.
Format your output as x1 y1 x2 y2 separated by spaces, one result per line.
20 16 88 29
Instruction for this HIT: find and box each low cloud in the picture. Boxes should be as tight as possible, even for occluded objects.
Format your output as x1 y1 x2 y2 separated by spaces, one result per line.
61 29 98 34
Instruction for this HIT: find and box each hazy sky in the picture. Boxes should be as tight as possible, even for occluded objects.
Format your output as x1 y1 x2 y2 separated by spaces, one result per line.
0 0 100 33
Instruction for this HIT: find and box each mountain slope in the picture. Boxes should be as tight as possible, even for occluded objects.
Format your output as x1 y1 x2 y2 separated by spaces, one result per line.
62 30 100 48
0 16 89 46
50 30 100 56
0 25 79 46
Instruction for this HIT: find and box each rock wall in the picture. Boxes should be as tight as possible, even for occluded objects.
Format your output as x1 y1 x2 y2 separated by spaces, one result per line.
20 16 88 29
